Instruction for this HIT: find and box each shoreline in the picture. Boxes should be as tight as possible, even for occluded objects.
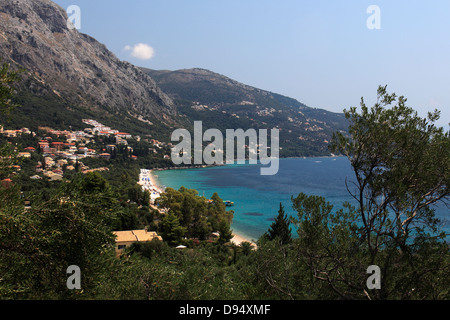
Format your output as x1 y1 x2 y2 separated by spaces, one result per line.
139 169 165 209
147 169 165 194
147 156 343 248
231 232 258 248
151 155 344 172
147 169 258 248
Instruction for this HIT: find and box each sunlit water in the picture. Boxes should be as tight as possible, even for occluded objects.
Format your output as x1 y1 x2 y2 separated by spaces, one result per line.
154 157 449 242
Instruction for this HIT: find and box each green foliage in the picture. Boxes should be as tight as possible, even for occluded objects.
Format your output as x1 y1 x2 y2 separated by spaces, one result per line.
0 171 121 299
6 69 174 143
330 85 449 254
159 212 187 247
291 193 368 299
2 63 448 301
0 141 20 180
239 242 253 256
127 184 150 207
264 203 292 245
145 67 350 158
176 103 345 158
217 220 233 245
156 187 234 245
236 86 450 300
0 60 22 118
114 244 245 300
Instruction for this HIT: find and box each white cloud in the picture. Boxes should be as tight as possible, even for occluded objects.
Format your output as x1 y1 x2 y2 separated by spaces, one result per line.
124 43 155 60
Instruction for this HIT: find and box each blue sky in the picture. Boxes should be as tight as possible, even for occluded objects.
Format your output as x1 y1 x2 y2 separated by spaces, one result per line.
53 0 449 127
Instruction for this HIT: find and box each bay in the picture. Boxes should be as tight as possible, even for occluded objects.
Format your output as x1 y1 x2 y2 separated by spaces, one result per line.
154 157 449 242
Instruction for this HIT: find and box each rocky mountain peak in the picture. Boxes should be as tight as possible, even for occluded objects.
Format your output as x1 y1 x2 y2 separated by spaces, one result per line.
0 0 175 121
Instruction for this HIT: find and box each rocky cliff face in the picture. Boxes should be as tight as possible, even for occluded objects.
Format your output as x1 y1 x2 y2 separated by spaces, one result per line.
0 0 175 121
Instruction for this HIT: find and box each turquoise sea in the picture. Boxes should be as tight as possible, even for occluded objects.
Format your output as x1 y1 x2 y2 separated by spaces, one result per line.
153 157 449 242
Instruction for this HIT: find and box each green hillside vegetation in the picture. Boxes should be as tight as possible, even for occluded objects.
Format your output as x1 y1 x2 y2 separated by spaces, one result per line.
144 68 350 158
1 62 449 300
5 61 350 159
7 73 177 144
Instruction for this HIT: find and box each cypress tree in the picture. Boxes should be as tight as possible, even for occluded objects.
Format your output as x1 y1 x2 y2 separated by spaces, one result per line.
267 203 292 245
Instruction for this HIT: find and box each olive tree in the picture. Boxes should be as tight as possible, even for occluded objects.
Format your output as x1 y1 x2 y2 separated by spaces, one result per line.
325 85 449 299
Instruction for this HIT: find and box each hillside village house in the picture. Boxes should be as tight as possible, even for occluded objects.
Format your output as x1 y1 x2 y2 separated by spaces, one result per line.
115 132 132 139
113 229 163 256
0 126 31 138
99 153 111 160
1 119 167 184
18 152 31 158
1 178 13 189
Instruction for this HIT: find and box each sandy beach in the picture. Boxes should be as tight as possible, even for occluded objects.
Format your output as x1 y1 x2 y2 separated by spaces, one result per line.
147 170 164 194
139 169 165 206
231 233 257 248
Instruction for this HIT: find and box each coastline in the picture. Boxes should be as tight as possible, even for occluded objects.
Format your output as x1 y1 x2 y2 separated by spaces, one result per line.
148 156 344 248
147 169 165 194
138 169 165 209
231 232 258 248
148 168 258 248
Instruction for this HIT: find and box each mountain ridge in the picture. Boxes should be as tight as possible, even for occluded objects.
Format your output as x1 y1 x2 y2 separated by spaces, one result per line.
0 0 175 124
1 0 349 157
142 67 348 157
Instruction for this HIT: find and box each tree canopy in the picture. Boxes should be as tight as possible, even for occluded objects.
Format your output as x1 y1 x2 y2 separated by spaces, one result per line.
1 65 448 301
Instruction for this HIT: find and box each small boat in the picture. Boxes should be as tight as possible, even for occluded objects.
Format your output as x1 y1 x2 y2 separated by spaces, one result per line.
207 199 234 206
224 200 234 207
